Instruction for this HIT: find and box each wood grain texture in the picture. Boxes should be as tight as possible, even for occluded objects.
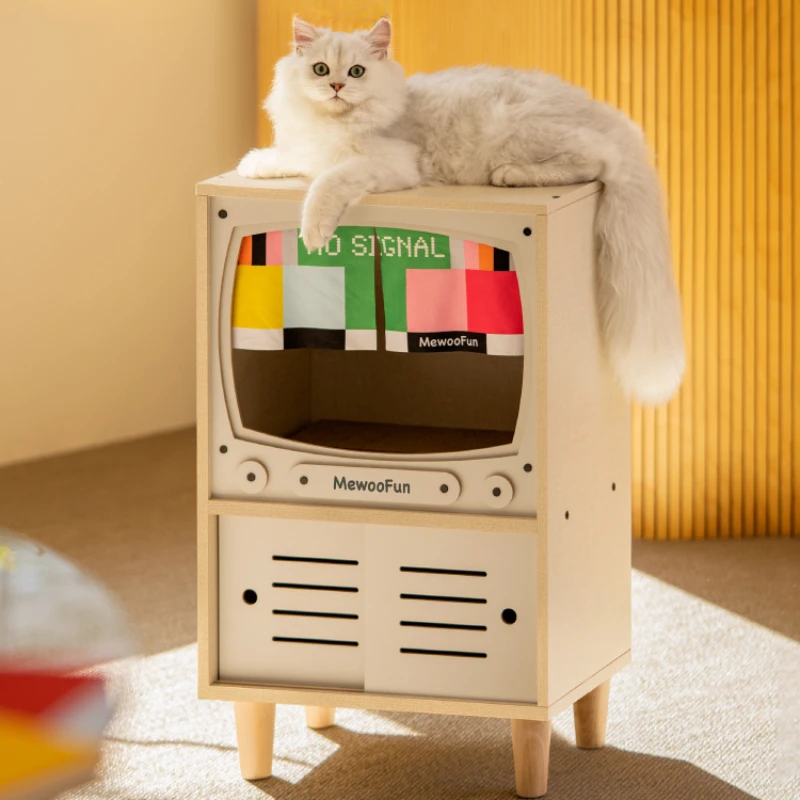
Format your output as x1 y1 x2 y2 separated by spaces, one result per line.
253 0 798 539
572 680 610 749
233 702 275 780
201 652 630 721
511 719 551 798
305 706 336 729
207 499 536 535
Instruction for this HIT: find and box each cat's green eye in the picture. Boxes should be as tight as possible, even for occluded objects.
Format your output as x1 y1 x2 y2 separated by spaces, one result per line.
348 64 366 78
313 62 330 76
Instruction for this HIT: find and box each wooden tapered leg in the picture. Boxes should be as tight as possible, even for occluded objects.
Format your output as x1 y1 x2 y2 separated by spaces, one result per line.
234 702 275 780
573 680 610 749
511 719 552 798
305 706 336 729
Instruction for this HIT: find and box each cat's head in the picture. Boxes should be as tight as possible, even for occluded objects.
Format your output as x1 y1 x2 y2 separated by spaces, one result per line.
271 17 405 125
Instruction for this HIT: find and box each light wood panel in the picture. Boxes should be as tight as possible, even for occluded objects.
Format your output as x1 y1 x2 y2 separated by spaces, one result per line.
256 0 798 538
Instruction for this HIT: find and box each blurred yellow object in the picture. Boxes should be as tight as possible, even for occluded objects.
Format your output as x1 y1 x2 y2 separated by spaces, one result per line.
0 711 98 800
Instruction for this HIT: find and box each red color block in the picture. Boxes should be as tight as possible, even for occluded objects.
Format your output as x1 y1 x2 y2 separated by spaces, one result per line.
466 271 524 334
0 671 104 718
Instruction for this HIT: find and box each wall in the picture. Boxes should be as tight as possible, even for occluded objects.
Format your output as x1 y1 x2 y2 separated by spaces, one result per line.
0 0 257 467
257 0 798 539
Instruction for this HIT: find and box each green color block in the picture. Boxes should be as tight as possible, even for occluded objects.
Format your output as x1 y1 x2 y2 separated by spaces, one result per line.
345 263 376 330
376 227 451 269
382 265 407 332
298 227 376 266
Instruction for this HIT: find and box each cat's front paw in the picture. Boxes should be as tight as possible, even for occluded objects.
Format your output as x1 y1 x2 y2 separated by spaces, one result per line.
300 201 339 252
237 148 283 179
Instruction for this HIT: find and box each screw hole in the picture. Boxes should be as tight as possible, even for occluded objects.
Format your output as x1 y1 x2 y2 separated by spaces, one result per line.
300 475 308 485
612 482 616 491
565 511 570 520
492 487 502 497
440 484 449 493
502 608 517 625
218 209 228 218
219 445 228 454
523 463 532 473
243 589 257 605
523 227 532 236
246 472 256 482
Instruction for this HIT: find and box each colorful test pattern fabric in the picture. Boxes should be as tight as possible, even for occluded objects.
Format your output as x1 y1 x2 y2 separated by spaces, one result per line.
231 227 523 355
378 228 524 355
232 228 377 351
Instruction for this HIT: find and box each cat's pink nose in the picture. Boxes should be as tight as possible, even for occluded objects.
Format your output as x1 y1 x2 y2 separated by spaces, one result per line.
330 83 344 92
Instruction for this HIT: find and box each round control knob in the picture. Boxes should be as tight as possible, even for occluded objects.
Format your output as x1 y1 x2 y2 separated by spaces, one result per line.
483 475 513 509
237 460 268 494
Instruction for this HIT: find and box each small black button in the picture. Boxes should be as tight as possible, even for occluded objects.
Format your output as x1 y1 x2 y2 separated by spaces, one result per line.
440 484 449 493
523 463 532 473
523 227 532 236
218 209 228 218
300 475 308 485
492 487 502 497
247 472 256 482
502 608 517 624
219 445 228 454
243 589 257 605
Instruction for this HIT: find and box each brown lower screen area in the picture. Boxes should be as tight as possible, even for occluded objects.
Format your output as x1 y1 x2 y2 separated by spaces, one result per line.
231 349 523 455
288 420 512 454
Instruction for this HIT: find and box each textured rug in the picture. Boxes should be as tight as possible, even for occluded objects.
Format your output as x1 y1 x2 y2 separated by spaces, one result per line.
0 430 797 800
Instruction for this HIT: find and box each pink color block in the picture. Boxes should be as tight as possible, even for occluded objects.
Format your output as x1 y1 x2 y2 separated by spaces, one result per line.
463 240 480 270
466 271 524 334
406 269 467 332
266 230 282 265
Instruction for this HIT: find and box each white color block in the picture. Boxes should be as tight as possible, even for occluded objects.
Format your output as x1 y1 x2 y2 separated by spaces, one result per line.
345 329 378 350
283 266 345 330
232 328 283 350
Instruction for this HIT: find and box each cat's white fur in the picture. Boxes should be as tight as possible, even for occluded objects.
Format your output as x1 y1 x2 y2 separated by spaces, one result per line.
238 17 685 405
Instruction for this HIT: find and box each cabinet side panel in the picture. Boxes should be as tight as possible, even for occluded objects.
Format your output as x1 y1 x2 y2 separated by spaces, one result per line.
544 194 632 703
196 194 218 689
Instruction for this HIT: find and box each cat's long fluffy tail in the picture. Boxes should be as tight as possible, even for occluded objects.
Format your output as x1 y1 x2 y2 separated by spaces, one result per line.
594 152 685 405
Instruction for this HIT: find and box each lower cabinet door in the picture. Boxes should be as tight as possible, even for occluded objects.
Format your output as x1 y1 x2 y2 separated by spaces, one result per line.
218 516 537 703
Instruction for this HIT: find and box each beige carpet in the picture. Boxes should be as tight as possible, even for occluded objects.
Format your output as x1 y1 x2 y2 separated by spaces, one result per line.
0 429 797 800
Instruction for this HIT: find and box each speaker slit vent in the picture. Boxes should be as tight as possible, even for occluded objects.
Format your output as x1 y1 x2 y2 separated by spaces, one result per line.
400 593 487 604
400 566 487 577
273 636 358 647
400 620 486 631
272 582 358 593
273 609 359 620
400 648 487 659
273 555 359 565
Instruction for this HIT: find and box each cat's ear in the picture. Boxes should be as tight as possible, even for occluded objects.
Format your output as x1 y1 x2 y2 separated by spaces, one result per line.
366 17 391 60
293 16 320 53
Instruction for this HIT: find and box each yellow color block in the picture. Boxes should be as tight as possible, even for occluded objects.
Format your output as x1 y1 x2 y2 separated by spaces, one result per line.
232 265 283 330
0 712 97 790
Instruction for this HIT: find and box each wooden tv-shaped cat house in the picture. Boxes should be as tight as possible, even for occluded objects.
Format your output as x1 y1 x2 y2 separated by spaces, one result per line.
196 172 631 798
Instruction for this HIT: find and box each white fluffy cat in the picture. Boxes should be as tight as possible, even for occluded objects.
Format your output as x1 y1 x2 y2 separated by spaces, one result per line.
238 17 685 405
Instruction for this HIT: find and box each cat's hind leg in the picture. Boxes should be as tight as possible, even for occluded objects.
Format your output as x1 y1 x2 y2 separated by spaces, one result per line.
490 156 601 188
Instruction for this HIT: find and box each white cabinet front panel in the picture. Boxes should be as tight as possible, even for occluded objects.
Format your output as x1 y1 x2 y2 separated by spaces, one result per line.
364 525 537 703
218 517 365 690
218 516 537 703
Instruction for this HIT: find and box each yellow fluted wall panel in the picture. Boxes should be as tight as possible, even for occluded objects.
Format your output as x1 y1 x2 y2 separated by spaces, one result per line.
257 0 798 538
